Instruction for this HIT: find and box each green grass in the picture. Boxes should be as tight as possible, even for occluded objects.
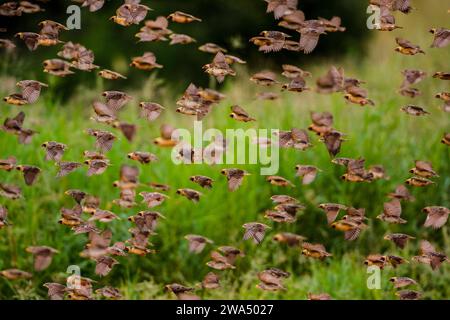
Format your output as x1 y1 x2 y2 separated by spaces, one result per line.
0 2 449 300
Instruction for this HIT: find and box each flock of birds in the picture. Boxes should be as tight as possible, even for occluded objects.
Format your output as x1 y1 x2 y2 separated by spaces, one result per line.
0 0 449 300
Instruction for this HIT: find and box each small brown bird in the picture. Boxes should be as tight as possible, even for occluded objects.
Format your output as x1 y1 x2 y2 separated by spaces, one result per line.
433 71 450 80
198 43 227 54
429 28 450 48
319 16 346 32
165 283 199 300
308 111 333 136
270 194 299 205
0 183 22 199
257 268 290 291
15 32 40 51
250 71 279 86
169 33 196 45
95 256 119 277
278 9 305 30
3 93 28 105
206 251 236 270
422 206 449 229
344 86 374 106
341 158 374 183
89 209 119 223
230 105 255 122
110 3 152 26
168 11 201 23
278 128 311 150
409 160 438 178
43 282 66 300
149 182 170 191
139 192 168 208
435 92 450 103
405 176 435 187
281 76 310 92
0 205 10 229
86 129 116 152
57 162 82 177
139 102 164 121
14 80 47 104
364 254 387 269
273 232 306 246
301 242 332 259
0 269 32 280
396 290 421 300
265 209 296 223
388 185 415 202
377 199 406 224
38 20 67 46
401 69 427 87
331 218 367 241
316 66 344 93
0 156 16 171
265 0 298 19
190 175 213 189
321 130 345 158
153 124 178 147
202 272 220 289
307 293 332 300
368 165 389 180
399 87 421 98
221 168 250 191
298 20 327 54
203 52 235 83
387 255 409 268
98 69 127 80
281 64 311 79
127 151 158 164
184 235 213 254
16 165 41 185
84 159 110 176
395 37 425 55
266 175 294 187
43 59 74 77
384 233 415 249
26 246 58 271
318 203 347 224
389 277 417 289
400 105 429 116
441 133 450 146
96 286 122 300
295 165 320 185
242 222 271 244
176 188 202 202
41 141 66 161
80 0 105 12
130 52 163 71
413 240 448 270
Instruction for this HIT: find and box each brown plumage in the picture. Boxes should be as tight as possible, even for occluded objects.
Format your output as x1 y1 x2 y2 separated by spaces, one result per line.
26 246 58 271
409 160 438 178
384 233 415 249
139 102 164 121
16 165 41 185
167 11 201 23
301 242 332 259
242 222 271 244
0 156 16 171
185 235 213 254
57 161 82 177
41 141 66 161
203 52 235 83
190 175 213 189
272 232 306 246
401 105 429 116
388 185 415 201
257 268 290 291
318 203 347 224
221 168 250 191
295 165 320 185
429 28 450 48
422 206 449 229
127 151 158 164
130 52 163 71
377 199 407 224
176 188 202 202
